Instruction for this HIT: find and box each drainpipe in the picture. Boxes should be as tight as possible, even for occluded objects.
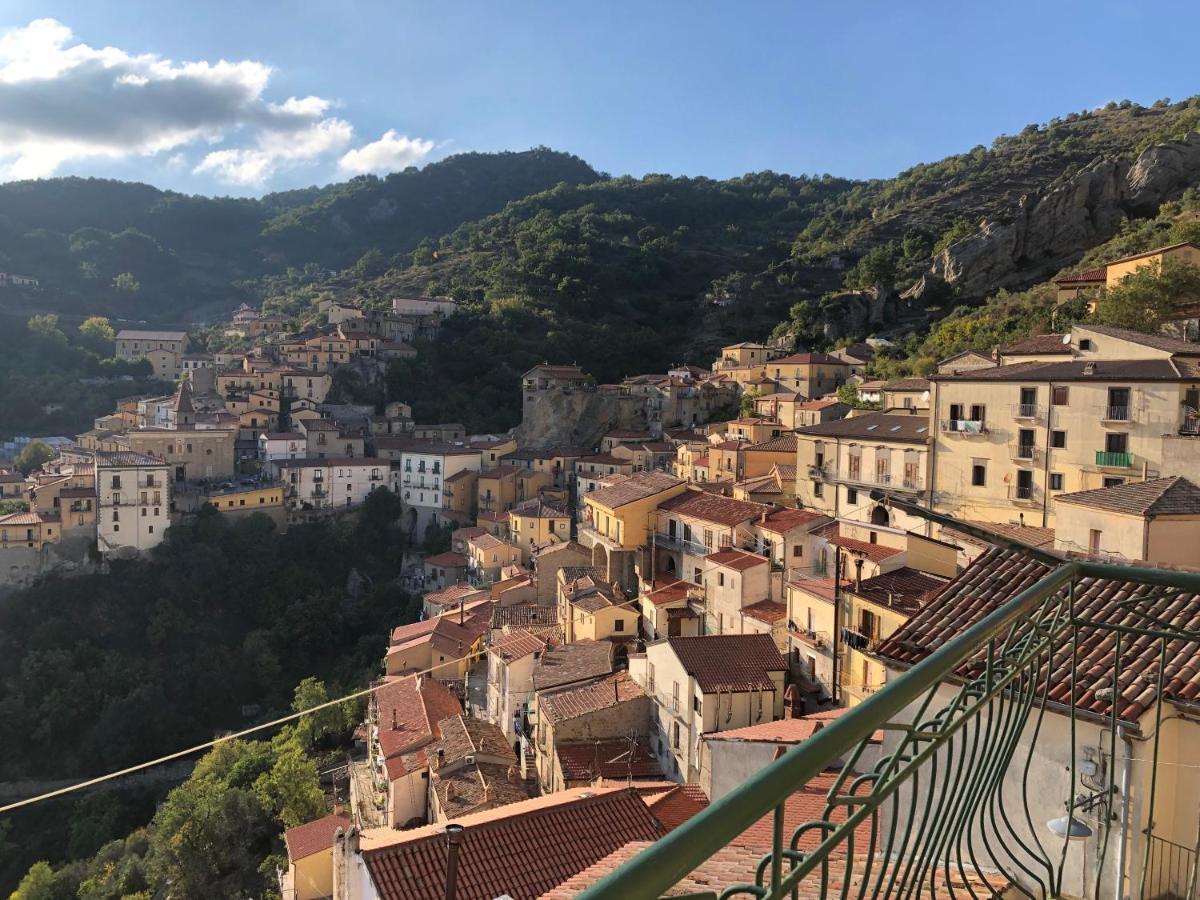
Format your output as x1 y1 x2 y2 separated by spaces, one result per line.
927 380 939 538
444 823 465 900
1041 382 1054 529
1115 727 1134 900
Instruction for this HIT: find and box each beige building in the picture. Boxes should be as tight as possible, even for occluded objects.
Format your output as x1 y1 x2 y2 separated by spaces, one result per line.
115 329 188 360
277 457 390 510
508 498 570 563
629 633 787 783
930 327 1200 528
126 427 237 482
580 471 687 592
1053 476 1200 566
95 450 171 555
796 410 933 532
766 352 854 398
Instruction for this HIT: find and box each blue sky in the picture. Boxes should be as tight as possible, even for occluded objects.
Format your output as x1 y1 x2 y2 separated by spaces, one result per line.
2 0 1199 196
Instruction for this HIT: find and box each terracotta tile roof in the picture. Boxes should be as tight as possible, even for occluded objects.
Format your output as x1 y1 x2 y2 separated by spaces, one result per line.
816 524 903 563
741 599 788 623
361 788 663 900
541 671 646 725
746 433 798 453
658 489 769 527
534 540 589 559
666 634 787 692
541 840 760 898
575 453 629 466
849 567 949 616
797 398 847 411
511 498 570 518
882 377 931 391
93 450 164 467
941 521 1056 551
644 579 693 607
1056 476 1200 517
1054 267 1107 284
998 333 1072 355
283 812 352 861
586 471 683 509
642 783 711 832
555 739 663 783
420 582 487 611
875 548 1200 721
492 604 560 629
757 507 828 534
424 551 468 568
490 629 547 663
705 549 769 571
375 675 463 761
433 761 532 820
932 358 1196 383
796 411 930 443
703 715 838 743
434 715 516 768
533 640 614 691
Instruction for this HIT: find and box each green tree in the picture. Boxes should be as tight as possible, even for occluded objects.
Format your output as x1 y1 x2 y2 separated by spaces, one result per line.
112 272 140 293
290 678 346 749
15 440 55 474
77 316 115 355
26 314 66 344
9 861 62 900
843 242 899 291
254 733 325 829
1096 258 1200 332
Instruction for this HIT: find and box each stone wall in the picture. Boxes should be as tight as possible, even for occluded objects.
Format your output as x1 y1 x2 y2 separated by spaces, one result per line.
0 532 95 597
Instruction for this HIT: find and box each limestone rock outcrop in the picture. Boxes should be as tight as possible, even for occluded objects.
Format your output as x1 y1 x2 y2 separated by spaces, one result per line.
930 134 1200 298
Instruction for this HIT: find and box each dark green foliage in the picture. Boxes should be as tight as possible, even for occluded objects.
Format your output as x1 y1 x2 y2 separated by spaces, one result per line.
0 504 416 892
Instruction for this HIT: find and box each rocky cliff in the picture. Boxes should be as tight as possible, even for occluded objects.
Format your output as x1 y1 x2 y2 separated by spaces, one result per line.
930 134 1200 297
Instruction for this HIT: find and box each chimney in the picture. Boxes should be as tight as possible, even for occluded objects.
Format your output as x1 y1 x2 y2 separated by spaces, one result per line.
459 599 465 625
854 558 864 592
1019 513 1025 528
391 709 398 730
438 747 446 768
444 824 466 900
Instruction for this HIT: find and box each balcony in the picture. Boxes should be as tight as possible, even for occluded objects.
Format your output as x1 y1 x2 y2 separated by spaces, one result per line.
940 418 987 435
1095 450 1134 469
1008 483 1040 505
1010 443 1039 463
1181 410 1200 435
1101 405 1131 423
1011 403 1041 420
788 625 829 650
653 531 711 557
575 525 1200 900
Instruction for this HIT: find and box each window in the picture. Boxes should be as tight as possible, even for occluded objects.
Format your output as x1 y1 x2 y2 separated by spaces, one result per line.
1052 385 1069 406
1089 529 1102 553
1051 430 1066 448
693 567 702 585
1105 432 1129 454
971 462 987 487
792 544 802 558
1049 473 1064 491
718 572 725 587
846 487 858 505
1078 339 1093 352
672 721 681 749
813 481 824 498
1103 477 1125 488
614 618 625 632
693 695 701 712
111 475 121 489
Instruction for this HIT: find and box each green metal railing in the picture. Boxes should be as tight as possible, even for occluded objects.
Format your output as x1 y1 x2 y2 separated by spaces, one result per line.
1094 450 1134 468
579 502 1200 900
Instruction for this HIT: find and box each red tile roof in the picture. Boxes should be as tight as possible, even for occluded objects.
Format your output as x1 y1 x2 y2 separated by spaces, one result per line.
741 599 788 623
642 783 711 831
998 333 1072 355
757 507 829 534
1054 267 1107 284
284 812 351 861
770 352 850 366
875 548 1200 721
375 675 463 762
1055 476 1200 517
490 629 546 663
644 579 693 607
666 634 787 692
703 716 824 743
658 489 769 527
424 551 468 568
705 549 769 571
540 671 646 725
817 525 903 563
849 567 949 616
361 788 664 900
555 739 663 783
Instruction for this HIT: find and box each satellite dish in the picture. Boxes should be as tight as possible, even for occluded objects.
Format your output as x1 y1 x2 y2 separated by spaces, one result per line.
1061 334 1072 345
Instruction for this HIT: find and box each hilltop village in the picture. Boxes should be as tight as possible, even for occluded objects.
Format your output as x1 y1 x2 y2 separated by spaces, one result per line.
7 242 1200 899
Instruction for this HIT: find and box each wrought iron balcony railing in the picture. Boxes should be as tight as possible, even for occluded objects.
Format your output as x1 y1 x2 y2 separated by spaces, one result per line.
578 501 1200 900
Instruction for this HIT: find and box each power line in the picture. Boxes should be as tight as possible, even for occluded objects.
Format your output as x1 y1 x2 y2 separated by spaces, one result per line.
0 648 489 815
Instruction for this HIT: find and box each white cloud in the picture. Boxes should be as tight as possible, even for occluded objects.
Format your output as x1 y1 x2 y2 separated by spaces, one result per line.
0 18 369 186
338 130 434 175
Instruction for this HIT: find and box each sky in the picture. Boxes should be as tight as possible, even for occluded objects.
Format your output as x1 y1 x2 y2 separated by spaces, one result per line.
2 0 1200 196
